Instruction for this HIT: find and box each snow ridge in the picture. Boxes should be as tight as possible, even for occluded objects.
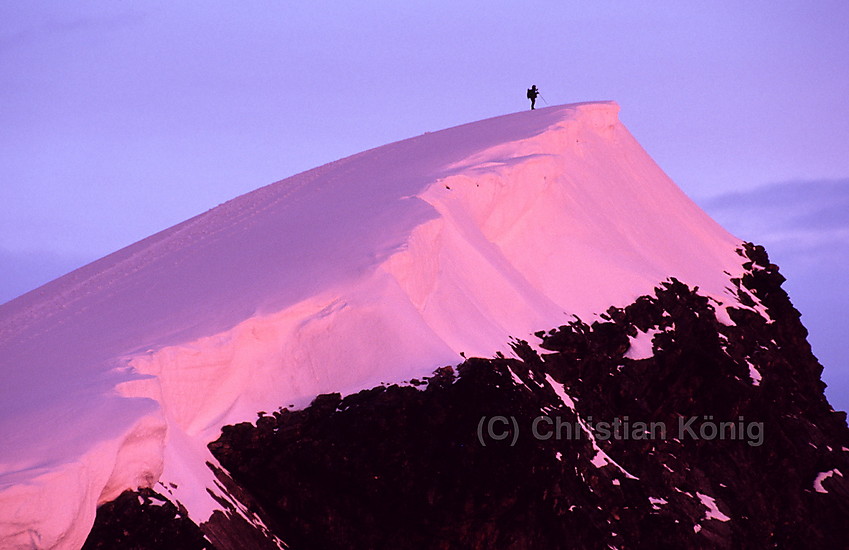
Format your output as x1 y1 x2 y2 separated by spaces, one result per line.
0 102 744 549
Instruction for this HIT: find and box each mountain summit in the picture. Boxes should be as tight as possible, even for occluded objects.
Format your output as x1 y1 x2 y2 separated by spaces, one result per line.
3 103 843 549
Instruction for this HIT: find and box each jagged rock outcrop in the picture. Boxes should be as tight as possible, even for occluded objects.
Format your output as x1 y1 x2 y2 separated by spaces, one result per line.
80 488 208 550
83 244 849 548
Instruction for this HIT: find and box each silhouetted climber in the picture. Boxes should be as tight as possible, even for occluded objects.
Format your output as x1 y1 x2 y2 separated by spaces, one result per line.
527 85 540 110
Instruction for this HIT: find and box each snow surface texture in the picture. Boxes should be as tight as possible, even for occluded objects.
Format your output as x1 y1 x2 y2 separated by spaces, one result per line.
0 102 745 549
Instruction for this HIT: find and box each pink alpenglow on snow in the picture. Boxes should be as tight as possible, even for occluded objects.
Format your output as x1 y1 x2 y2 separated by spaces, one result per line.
0 102 746 548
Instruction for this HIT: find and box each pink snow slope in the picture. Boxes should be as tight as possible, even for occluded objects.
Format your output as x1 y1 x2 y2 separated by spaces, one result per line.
0 102 745 549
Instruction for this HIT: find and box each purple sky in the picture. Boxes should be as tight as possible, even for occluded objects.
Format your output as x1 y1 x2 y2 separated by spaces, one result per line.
1 2 847 407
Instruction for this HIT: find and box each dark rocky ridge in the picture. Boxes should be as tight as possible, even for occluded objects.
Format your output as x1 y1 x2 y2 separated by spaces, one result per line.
83 244 849 549
81 488 209 550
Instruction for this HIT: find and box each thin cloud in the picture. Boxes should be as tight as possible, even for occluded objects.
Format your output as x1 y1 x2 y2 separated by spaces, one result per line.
0 9 148 53
704 178 849 244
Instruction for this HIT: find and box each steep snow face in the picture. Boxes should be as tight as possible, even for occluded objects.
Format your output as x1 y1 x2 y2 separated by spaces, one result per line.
0 102 744 548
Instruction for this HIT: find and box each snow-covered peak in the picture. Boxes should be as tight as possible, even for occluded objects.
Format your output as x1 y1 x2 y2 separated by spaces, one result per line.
0 102 744 549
